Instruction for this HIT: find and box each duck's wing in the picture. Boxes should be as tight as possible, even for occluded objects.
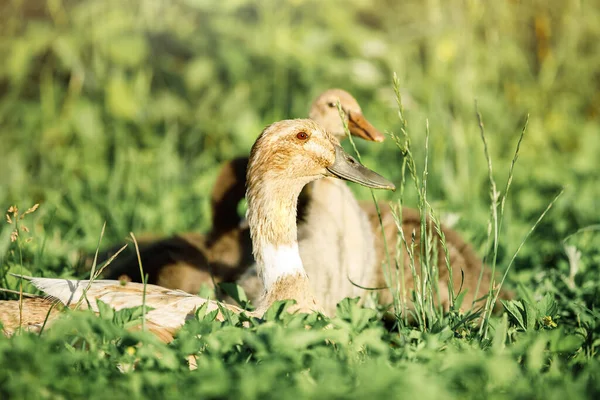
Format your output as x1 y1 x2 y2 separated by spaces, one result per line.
17 276 244 329
0 297 61 336
100 234 208 280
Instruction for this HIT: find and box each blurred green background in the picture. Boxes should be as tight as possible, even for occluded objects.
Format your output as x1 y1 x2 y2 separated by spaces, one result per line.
0 0 598 285
1 1 600 398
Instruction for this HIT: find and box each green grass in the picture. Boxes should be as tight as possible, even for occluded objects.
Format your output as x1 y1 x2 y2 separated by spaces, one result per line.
1 0 600 398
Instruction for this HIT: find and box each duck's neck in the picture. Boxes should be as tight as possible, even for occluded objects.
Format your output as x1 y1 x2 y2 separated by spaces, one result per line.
246 180 307 292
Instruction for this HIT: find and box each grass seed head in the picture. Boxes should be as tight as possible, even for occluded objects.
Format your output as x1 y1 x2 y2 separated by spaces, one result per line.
23 203 40 217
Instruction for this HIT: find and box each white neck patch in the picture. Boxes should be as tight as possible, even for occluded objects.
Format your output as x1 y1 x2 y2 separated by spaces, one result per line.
259 242 305 291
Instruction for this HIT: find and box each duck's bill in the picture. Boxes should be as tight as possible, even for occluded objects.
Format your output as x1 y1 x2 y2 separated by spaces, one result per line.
348 111 385 142
327 145 395 190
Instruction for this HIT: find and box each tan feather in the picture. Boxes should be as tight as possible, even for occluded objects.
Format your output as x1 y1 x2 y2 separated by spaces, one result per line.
0 297 61 336
19 276 242 329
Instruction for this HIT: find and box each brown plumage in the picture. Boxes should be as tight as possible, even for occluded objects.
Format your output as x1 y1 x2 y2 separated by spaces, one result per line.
0 296 183 343
363 203 510 314
94 156 253 294
0 297 62 336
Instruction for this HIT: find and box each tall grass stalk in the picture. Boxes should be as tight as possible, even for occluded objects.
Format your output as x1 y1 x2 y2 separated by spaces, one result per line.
0 288 36 297
38 301 58 337
388 98 411 327
420 120 434 324
498 115 528 228
131 232 148 332
5 204 39 331
389 76 429 328
76 223 128 311
388 74 450 330
473 101 500 337
428 207 455 311
391 157 409 326
88 222 106 287
391 206 424 327
94 244 128 278
475 104 530 336
17 224 24 331
387 204 405 324
76 222 107 311
479 116 529 333
490 189 564 319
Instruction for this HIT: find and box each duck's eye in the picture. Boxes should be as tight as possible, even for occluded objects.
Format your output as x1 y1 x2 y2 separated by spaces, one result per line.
327 102 336 108
296 131 309 141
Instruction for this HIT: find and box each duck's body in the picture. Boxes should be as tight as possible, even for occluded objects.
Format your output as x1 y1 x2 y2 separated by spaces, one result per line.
0 297 62 336
93 156 253 294
299 179 378 309
100 228 253 295
20 278 241 326
363 203 509 313
7 119 393 339
238 177 378 315
0 293 192 343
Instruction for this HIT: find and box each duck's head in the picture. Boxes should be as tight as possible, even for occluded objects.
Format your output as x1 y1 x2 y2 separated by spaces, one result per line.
247 119 394 193
308 89 384 142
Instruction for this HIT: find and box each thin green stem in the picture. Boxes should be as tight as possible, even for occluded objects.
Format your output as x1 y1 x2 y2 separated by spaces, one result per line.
474 101 500 337
131 232 147 332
